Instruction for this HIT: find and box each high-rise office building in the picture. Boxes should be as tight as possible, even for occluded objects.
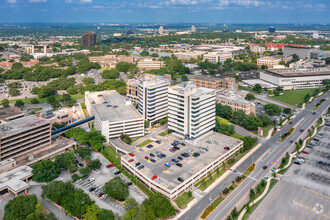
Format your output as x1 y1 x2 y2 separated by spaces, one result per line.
82 32 97 47
168 81 216 140
138 74 170 125
159 26 164 35
191 25 196 33
269 27 276 33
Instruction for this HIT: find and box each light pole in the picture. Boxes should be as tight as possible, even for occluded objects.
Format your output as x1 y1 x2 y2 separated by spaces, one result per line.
209 193 212 207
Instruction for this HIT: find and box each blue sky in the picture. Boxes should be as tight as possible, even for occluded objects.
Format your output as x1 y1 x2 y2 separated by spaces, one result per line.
0 0 329 23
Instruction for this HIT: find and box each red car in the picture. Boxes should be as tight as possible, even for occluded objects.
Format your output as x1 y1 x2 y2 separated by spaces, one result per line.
128 159 134 163
128 153 135 157
145 156 149 160
98 193 104 197
224 147 230 150
106 164 114 168
298 157 305 160
302 151 309 154
263 166 267 170
152 175 157 180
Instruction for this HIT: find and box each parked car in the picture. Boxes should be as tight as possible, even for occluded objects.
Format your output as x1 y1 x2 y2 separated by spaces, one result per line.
300 129 304 132
106 164 114 168
178 177 184 182
128 159 134 163
152 175 157 180
150 159 156 163
147 145 153 149
177 156 183 160
160 154 166 158
174 146 180 150
181 142 186 146
171 159 178 163
150 153 155 157
134 162 141 167
176 163 183 167
137 165 145 170
98 193 104 197
224 147 230 150
157 178 163 183
127 182 132 186
89 178 95 182
114 170 121 175
302 151 309 154
263 166 267 170
128 153 135 157
165 163 171 167
155 140 161 144
144 156 149 160
89 187 96 192
188 149 194 154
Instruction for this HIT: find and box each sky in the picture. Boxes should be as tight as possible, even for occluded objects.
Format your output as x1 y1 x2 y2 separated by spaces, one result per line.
0 0 329 24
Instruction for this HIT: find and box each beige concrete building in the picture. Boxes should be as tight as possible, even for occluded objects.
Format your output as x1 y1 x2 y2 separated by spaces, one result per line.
216 89 256 115
203 52 233 64
85 90 144 141
126 79 139 105
257 55 292 68
0 116 51 162
190 76 238 91
174 51 206 60
89 55 136 68
0 108 25 124
0 158 16 173
137 58 164 71
168 81 216 140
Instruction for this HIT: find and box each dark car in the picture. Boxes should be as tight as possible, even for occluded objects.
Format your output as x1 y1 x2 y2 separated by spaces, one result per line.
137 165 145 170
89 187 96 192
171 159 178 163
177 156 183 160
134 162 141 167
155 140 161 144
150 153 155 157
114 170 121 175
302 151 309 154
306 145 313 149
176 163 183 167
313 112 316 115
181 143 186 146
160 154 166 158
150 159 156 163
82 175 89 180
289 121 293 124
178 177 184 182
174 146 180 150
300 129 304 132
147 144 153 149
289 140 294 143
127 182 132 186
263 166 267 170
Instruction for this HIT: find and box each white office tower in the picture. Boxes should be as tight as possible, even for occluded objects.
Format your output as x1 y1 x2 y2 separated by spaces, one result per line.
138 74 170 125
168 81 216 140
159 26 164 35
191 25 196 33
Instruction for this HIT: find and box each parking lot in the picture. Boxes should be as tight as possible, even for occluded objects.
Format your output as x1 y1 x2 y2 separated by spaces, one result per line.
56 152 146 216
122 132 242 193
249 124 330 220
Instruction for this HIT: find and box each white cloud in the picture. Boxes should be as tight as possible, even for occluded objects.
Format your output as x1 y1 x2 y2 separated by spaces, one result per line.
29 0 47 2
7 0 17 3
65 0 73 3
80 0 92 3
166 0 198 5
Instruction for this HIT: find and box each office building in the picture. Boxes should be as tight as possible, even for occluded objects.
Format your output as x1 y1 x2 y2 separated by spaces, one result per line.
159 26 164 35
0 116 51 162
260 68 330 90
203 52 233 64
216 89 256 115
82 32 97 47
174 51 206 60
250 45 266 54
283 46 310 59
138 74 170 125
126 79 139 105
85 91 144 141
0 108 24 124
137 58 164 71
89 55 136 68
168 81 216 140
190 76 238 91
257 55 292 68
191 25 196 33
269 26 276 33
310 50 330 60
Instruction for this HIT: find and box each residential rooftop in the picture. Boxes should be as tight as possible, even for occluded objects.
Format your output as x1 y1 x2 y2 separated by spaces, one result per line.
86 90 143 122
0 115 49 138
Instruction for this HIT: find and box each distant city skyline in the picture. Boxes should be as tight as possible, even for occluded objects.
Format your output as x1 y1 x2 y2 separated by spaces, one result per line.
0 0 329 24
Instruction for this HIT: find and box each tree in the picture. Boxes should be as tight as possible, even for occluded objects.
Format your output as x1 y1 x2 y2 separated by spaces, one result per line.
104 177 129 201
38 86 57 98
32 160 60 183
140 50 149 57
230 207 239 219
257 114 272 127
144 120 150 128
9 88 20 96
87 159 102 170
245 93 256 100
216 122 235 136
31 98 39 104
1 99 10 107
14 100 24 108
97 209 115 220
67 86 78 94
4 195 38 220
143 193 176 219
116 62 138 73
304 93 311 103
80 167 91 175
242 136 258 151
264 104 281 116
76 147 91 161
11 62 23 70
249 188 255 200
283 108 292 114
272 172 277 179
223 188 230 194
102 69 119 79
120 133 132 144
55 151 76 171
252 84 262 93
125 197 139 211
216 104 232 120
83 77 94 85
82 204 100 220
61 188 94 217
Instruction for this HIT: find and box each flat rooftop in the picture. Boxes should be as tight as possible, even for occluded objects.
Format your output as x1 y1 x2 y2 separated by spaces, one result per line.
169 81 215 97
0 165 32 192
86 90 143 122
0 108 24 121
122 132 242 191
0 115 49 138
216 89 251 105
265 68 330 77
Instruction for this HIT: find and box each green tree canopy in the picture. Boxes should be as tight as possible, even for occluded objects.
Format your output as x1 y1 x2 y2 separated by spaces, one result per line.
104 177 129 201
4 195 38 220
32 159 60 183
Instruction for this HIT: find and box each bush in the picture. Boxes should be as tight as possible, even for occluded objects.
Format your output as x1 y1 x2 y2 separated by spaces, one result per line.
30 98 39 104
235 176 242 182
120 133 132 144
223 188 230 195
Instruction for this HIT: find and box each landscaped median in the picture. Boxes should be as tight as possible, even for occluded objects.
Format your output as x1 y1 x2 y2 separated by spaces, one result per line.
279 127 294 142
137 139 153 147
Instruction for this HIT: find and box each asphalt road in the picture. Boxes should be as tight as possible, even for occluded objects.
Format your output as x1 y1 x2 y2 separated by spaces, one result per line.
179 93 330 220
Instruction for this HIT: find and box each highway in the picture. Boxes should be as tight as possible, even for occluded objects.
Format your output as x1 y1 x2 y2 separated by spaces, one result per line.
179 93 330 220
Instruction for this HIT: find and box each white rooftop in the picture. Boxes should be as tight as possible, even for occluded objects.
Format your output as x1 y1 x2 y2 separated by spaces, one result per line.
0 165 32 192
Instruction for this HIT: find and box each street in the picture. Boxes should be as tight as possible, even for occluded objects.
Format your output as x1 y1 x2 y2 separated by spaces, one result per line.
179 93 330 220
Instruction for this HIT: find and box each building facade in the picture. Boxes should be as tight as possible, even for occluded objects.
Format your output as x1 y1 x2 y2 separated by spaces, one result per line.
82 32 97 47
126 79 139 105
138 74 170 125
190 76 238 91
283 46 310 59
85 91 144 141
0 108 24 124
168 81 216 140
257 55 292 68
0 116 51 162
137 59 164 71
89 55 136 68
216 89 256 115
203 52 233 64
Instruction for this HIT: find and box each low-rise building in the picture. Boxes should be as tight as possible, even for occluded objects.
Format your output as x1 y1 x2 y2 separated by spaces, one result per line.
174 51 206 60
85 90 144 141
260 67 330 90
203 52 233 64
168 81 216 140
250 45 266 54
257 55 292 68
0 108 25 124
0 116 51 162
89 55 136 68
190 76 238 91
137 58 164 71
216 89 256 115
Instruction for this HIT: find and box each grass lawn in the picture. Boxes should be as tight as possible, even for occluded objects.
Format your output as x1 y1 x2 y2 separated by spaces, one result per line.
9 93 84 104
103 146 121 164
131 138 141 143
269 88 321 106
137 139 153 147
238 85 259 94
251 125 273 138
174 192 194 209
231 133 245 140
158 132 167 137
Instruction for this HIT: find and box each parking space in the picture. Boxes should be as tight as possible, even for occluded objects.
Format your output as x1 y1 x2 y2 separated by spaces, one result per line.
56 151 146 216
250 124 330 220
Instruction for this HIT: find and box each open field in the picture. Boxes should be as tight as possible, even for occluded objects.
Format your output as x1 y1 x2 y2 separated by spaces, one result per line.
269 88 322 106
9 93 84 104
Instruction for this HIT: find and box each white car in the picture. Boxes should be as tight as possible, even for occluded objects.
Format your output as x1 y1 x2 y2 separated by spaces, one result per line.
76 179 82 183
89 177 95 182
153 157 157 161
92 169 100 174
188 149 194 154
164 146 169 150
157 179 163 184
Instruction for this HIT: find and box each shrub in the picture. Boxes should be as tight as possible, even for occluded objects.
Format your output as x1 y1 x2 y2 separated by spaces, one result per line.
120 133 131 144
